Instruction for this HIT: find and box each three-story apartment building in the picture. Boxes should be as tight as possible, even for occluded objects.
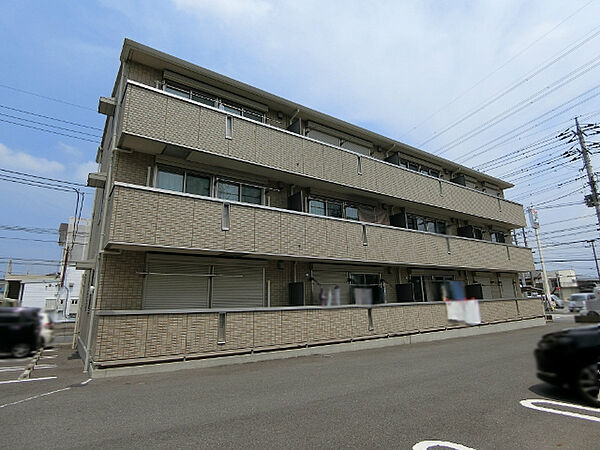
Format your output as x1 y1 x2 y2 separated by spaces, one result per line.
76 39 540 373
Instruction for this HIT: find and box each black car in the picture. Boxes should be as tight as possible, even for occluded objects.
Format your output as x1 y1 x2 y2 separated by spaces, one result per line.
535 325 600 407
0 307 42 358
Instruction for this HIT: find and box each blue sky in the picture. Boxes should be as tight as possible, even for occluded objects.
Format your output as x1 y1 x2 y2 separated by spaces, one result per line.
1 0 600 278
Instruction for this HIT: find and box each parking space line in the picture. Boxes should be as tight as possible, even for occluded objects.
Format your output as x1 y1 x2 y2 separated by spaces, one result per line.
0 376 57 385
520 399 600 423
413 440 475 449
0 387 71 409
0 367 27 373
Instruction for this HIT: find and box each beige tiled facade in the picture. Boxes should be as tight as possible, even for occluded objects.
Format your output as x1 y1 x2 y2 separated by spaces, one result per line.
77 40 539 370
92 299 544 364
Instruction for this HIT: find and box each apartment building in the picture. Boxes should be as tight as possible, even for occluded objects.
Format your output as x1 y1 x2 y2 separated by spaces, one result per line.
76 39 541 372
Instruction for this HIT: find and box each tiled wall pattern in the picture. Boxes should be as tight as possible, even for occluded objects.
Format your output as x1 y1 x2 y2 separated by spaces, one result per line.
96 251 145 309
120 83 526 227
108 184 534 272
92 298 544 363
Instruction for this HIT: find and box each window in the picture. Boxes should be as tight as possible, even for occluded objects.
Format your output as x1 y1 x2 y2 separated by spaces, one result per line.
163 81 265 123
217 180 264 205
350 273 382 304
491 231 505 243
406 213 446 235
186 174 210 196
308 199 326 215
327 201 343 218
473 228 483 240
400 159 441 178
217 181 240 201
156 166 210 196
345 206 359 221
241 185 262 205
308 198 361 221
157 167 184 192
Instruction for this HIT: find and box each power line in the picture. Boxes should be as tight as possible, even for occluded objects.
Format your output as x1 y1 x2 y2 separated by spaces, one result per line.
0 225 57 234
0 104 102 130
424 27 600 149
0 112 101 138
0 168 89 188
0 118 98 143
0 83 96 112
407 2 597 138
456 86 600 165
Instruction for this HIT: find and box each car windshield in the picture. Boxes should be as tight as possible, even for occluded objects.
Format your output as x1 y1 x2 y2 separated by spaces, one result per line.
570 294 588 301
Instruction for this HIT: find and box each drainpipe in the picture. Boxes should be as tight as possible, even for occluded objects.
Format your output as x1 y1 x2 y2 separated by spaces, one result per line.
84 61 128 374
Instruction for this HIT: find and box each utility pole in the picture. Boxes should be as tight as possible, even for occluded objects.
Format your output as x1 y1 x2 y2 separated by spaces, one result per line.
529 207 552 308
586 239 600 280
575 117 600 231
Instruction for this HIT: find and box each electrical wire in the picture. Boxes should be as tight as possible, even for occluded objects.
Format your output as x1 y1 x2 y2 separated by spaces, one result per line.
0 104 102 131
0 83 95 112
411 7 600 140
428 49 600 151
0 118 98 143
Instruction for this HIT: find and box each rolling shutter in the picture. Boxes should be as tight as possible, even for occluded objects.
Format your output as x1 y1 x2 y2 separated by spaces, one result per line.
211 264 264 308
143 255 210 309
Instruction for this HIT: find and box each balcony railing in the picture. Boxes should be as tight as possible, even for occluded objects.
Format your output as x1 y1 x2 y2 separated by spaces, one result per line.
107 183 534 272
119 81 527 228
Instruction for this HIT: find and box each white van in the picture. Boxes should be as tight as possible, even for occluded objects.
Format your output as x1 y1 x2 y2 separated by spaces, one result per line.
587 286 600 316
568 293 595 312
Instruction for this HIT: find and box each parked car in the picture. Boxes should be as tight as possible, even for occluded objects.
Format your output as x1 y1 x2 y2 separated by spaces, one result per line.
0 307 42 358
39 312 54 346
569 293 595 313
535 324 600 407
551 294 565 309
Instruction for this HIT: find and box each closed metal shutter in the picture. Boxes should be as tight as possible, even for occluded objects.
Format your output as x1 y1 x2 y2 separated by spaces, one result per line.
211 265 264 308
499 274 516 298
311 271 351 305
143 255 210 309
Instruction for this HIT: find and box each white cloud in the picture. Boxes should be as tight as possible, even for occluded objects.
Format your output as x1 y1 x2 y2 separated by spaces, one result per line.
74 161 97 183
0 143 65 174
58 142 82 157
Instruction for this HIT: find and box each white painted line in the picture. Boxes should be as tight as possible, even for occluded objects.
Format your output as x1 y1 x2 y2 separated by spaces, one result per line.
413 440 475 450
0 387 70 409
40 355 56 360
0 376 57 385
33 364 57 370
80 378 92 386
0 367 27 373
520 399 600 423
43 349 57 352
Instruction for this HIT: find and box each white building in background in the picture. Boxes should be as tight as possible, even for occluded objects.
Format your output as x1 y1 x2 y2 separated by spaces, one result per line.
1 218 90 319
56 217 90 318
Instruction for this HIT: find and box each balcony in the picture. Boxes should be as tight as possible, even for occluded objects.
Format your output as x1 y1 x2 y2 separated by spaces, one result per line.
106 183 534 272
118 81 527 228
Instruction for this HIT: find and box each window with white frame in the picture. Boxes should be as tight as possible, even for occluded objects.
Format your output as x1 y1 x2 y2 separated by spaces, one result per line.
156 166 211 196
163 81 265 123
308 198 361 221
155 166 265 206
406 213 447 234
216 180 263 205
